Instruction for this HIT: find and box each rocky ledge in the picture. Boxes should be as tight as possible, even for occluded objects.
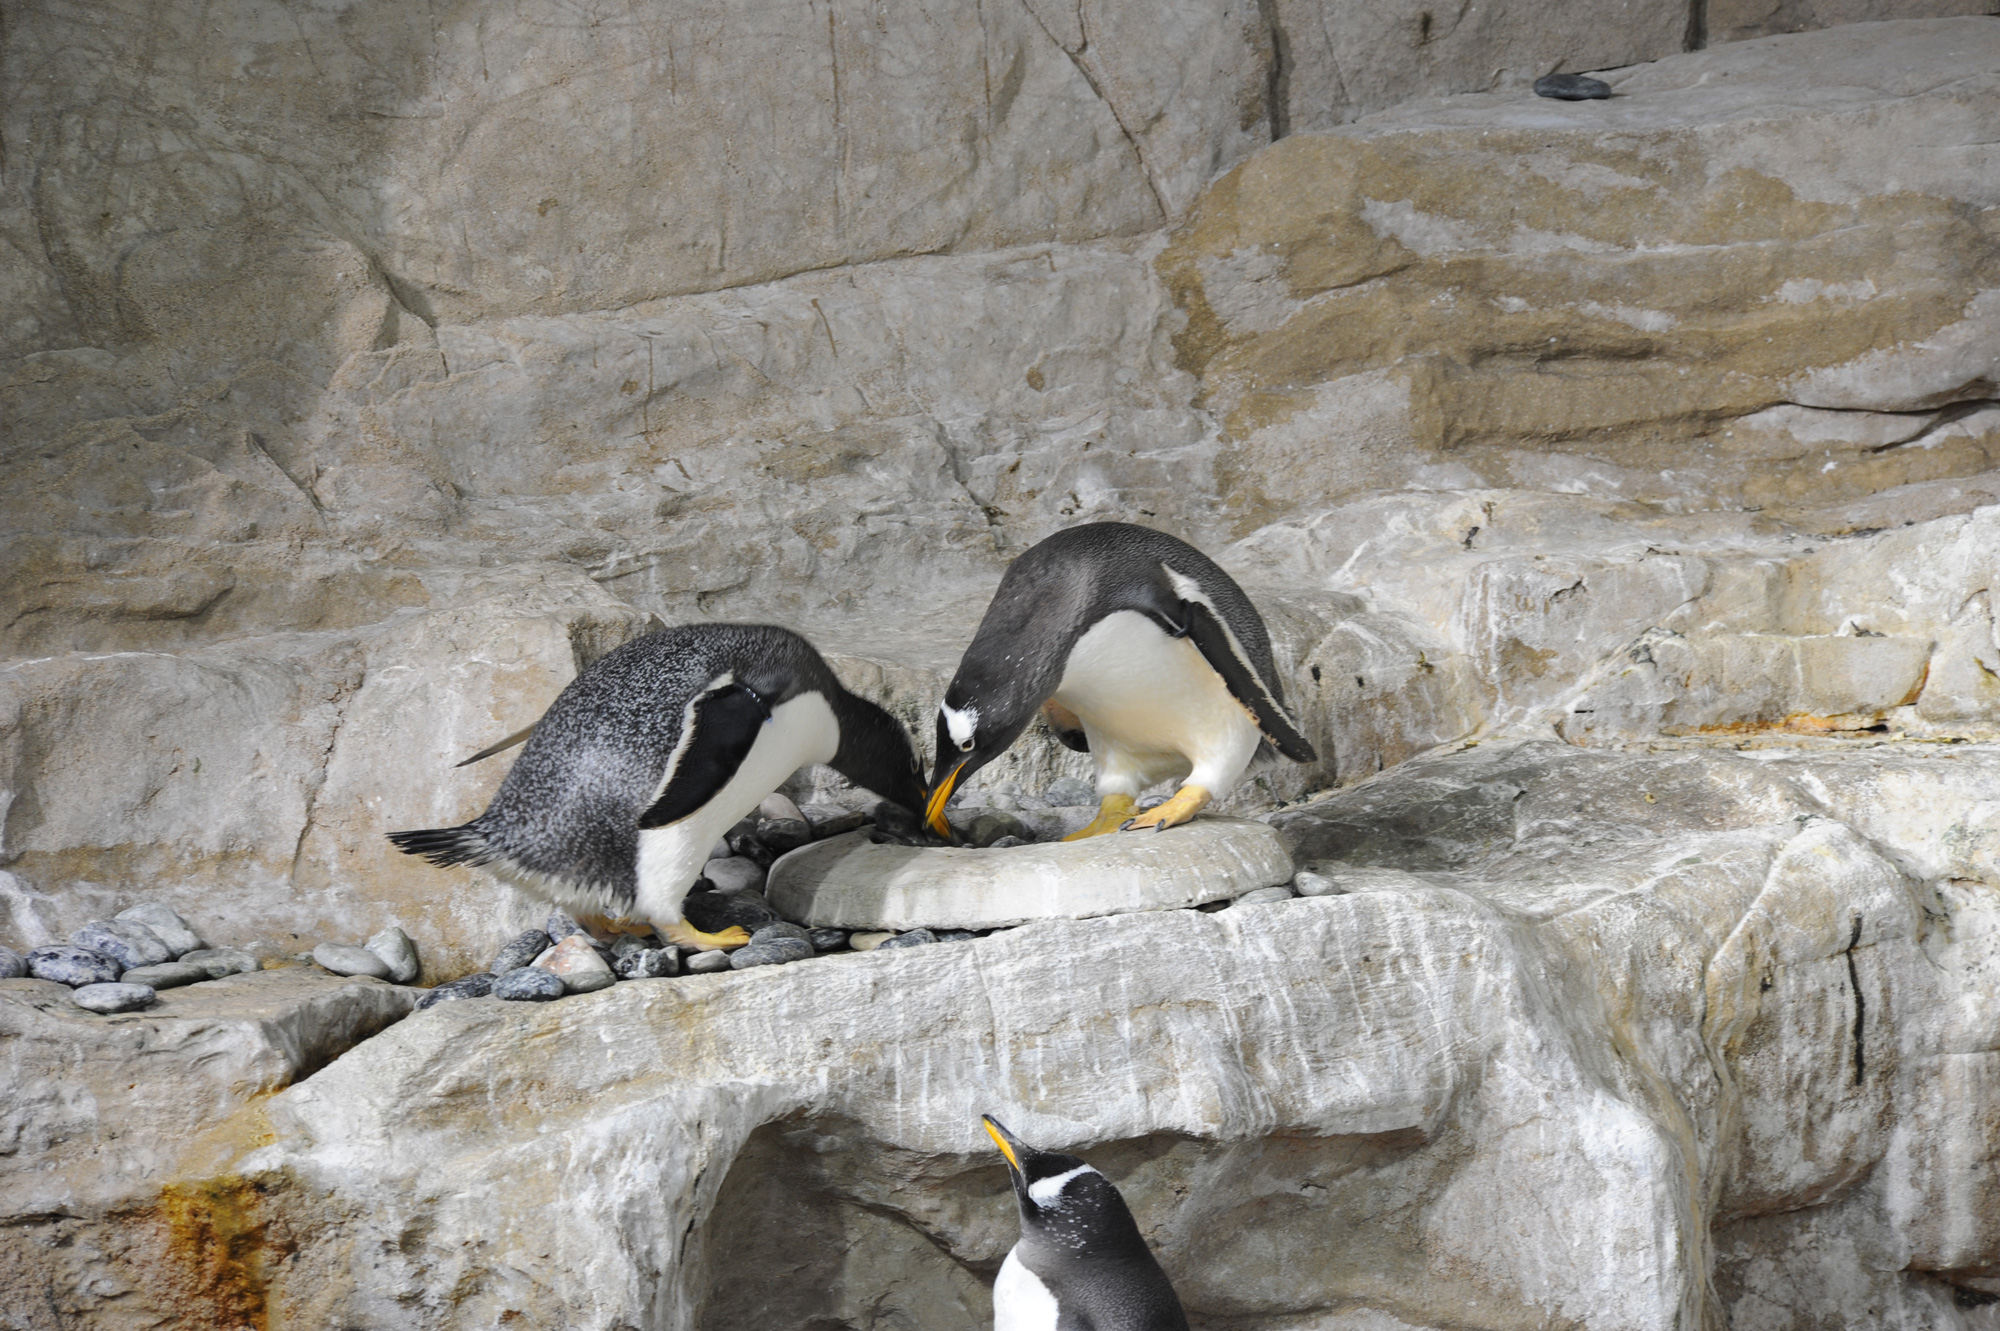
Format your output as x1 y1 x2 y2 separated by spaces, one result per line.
8 738 1988 1330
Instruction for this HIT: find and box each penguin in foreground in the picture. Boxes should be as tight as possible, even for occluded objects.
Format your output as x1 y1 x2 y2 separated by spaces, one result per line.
926 523 1317 839
983 1115 1189 1331
388 624 925 951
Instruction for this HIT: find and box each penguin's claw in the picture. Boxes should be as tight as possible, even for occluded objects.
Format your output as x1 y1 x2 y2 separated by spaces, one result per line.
1061 793 1138 841
576 911 654 943
1121 785 1211 832
661 921 753 951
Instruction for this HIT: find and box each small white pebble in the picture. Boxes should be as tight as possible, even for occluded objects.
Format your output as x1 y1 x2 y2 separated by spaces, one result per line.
1292 871 1343 897
758 793 805 823
704 857 767 893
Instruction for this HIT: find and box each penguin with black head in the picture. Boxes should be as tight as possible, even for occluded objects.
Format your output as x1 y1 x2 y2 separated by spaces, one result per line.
927 522 1317 840
388 624 925 950
983 1115 1189 1331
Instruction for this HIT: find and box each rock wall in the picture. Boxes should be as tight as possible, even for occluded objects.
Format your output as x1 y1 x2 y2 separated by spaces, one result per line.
5 4 2000 1328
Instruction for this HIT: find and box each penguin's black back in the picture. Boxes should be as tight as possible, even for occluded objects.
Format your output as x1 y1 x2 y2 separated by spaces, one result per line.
960 522 1293 731
408 624 843 906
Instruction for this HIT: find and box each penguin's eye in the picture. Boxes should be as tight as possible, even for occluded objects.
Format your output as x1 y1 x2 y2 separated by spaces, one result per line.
958 737 975 752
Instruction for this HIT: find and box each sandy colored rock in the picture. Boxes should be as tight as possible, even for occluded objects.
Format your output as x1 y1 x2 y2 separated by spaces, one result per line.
769 819 1294 930
1706 0 1997 43
1158 19 2000 531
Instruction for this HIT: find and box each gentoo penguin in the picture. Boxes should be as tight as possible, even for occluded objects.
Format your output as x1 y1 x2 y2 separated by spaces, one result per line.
926 523 1316 839
388 624 924 951
983 1116 1189 1331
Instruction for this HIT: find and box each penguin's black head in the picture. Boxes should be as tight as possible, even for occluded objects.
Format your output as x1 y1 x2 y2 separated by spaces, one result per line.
982 1115 1150 1259
923 688 1036 836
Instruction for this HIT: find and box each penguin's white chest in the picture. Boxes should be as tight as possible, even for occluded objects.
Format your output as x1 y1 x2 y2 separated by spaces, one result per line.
632 690 838 925
1052 610 1261 793
994 1248 1061 1331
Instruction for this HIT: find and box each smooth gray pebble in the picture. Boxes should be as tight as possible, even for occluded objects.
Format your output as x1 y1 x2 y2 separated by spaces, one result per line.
1534 71 1611 100
72 982 157 1014
544 913 586 941
1292 872 1342 897
731 938 813 969
313 942 392 979
1043 776 1096 807
71 920 171 970
615 948 679 979
180 947 261 978
802 806 866 838
491 930 552 975
609 932 656 959
492 967 565 1001
685 949 733 974
1234 885 1298 907
703 856 767 894
114 903 204 958
877 929 938 950
118 961 209 990
0 946 23 980
807 928 849 952
365 926 422 984
757 817 813 853
418 972 496 1009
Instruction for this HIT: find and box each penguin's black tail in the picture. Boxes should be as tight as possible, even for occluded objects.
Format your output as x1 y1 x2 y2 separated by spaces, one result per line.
386 823 495 869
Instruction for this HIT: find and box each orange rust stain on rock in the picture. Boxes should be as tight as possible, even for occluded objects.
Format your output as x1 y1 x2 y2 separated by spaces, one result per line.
158 1176 281 1330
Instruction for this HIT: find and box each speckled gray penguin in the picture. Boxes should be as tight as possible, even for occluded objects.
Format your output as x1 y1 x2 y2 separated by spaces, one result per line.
390 624 924 951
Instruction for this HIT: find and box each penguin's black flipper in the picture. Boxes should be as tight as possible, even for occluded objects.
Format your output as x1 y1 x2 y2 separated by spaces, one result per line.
1180 600 1318 763
637 684 772 830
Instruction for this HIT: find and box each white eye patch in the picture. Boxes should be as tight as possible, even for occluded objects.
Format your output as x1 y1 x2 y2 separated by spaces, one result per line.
1028 1164 1096 1207
942 702 980 748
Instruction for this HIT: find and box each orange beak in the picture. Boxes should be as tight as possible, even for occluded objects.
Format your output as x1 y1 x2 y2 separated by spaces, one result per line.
982 1115 1023 1172
925 758 967 837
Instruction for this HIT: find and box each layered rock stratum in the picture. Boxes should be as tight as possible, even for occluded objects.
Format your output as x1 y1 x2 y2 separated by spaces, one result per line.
4 5 2000 1328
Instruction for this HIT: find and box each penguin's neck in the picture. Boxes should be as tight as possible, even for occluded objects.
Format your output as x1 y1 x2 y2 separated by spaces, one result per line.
826 689 921 812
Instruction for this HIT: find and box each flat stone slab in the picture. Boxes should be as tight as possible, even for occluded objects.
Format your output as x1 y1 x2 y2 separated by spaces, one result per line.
766 816 1294 930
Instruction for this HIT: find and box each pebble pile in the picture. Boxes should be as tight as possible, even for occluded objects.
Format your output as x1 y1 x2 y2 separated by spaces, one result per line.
9 902 261 1015
1 786 1327 1028
309 926 424 984
412 794 1054 1009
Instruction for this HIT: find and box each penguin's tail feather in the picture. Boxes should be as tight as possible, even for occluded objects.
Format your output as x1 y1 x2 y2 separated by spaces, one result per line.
386 823 496 869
